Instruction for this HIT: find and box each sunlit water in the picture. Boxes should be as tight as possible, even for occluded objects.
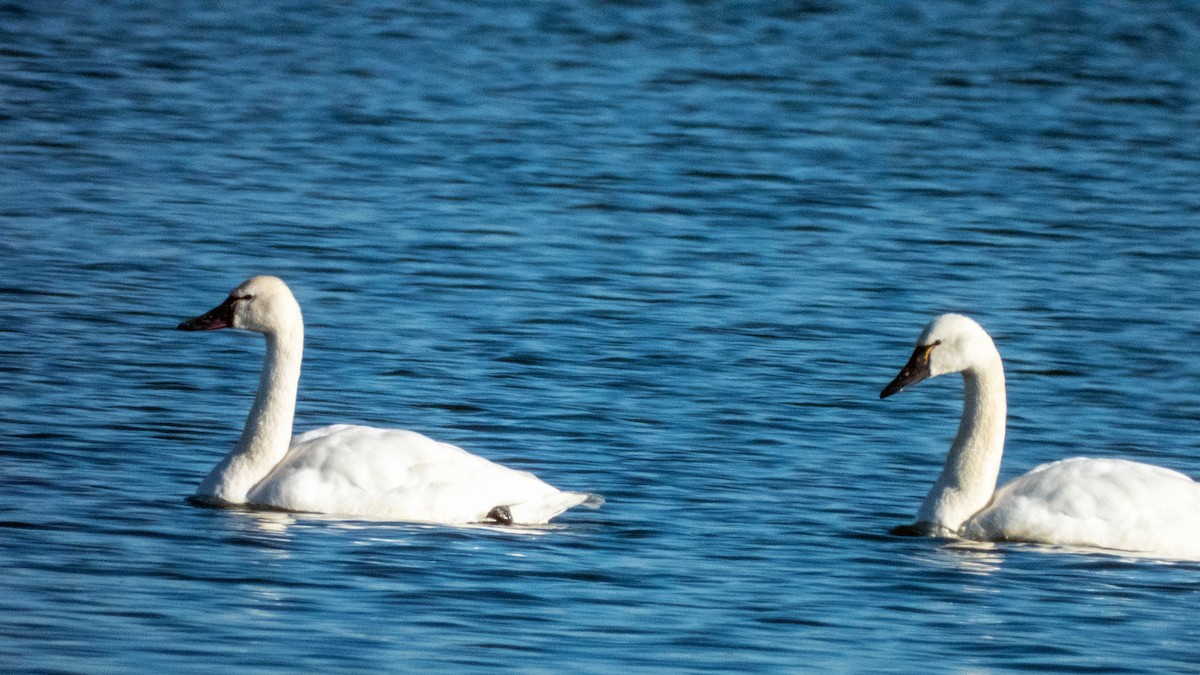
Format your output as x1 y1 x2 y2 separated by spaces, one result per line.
3 1 1200 672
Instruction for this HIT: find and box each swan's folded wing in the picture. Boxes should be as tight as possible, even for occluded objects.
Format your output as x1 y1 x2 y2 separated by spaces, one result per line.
249 424 590 524
964 457 1200 558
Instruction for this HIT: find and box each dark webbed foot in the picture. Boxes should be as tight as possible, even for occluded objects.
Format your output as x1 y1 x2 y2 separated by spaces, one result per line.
891 522 935 537
486 505 514 525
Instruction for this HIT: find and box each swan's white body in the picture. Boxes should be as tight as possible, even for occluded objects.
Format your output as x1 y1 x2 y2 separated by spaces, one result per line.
882 314 1200 559
179 276 599 525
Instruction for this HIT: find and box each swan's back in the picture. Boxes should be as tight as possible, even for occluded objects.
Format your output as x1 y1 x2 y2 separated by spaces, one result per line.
246 425 598 524
964 457 1200 558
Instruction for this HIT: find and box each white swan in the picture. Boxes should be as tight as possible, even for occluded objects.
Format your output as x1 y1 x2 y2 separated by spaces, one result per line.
880 314 1200 559
177 275 601 525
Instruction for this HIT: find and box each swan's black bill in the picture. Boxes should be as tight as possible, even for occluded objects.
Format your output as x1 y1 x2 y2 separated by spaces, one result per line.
178 296 236 331
880 344 934 398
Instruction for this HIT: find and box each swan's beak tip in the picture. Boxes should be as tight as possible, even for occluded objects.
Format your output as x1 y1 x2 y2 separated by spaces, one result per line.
881 344 935 399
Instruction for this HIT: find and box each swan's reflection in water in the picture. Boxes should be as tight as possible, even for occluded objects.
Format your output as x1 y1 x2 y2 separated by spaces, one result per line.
922 539 1006 576
216 508 298 562
226 504 560 542
242 509 296 535
918 536 1195 576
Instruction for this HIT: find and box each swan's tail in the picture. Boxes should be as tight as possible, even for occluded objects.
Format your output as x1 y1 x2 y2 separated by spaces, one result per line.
508 491 603 525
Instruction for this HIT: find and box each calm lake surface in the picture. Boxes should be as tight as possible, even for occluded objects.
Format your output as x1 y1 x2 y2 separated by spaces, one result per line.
3 1 1200 672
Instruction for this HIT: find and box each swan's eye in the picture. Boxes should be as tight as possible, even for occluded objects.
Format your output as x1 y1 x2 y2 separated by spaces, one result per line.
233 294 254 303
917 340 941 360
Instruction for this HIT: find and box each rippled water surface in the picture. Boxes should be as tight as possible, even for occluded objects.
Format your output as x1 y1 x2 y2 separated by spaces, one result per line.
4 1 1200 672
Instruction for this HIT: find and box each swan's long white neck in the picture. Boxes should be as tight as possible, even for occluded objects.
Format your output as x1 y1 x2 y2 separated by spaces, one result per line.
195 321 303 504
917 353 1006 533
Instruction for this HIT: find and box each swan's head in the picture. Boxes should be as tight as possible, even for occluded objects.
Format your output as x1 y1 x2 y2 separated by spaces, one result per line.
177 276 302 335
880 314 996 398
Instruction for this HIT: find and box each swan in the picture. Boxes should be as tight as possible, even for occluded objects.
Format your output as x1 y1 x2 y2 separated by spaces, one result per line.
176 275 601 525
880 314 1200 559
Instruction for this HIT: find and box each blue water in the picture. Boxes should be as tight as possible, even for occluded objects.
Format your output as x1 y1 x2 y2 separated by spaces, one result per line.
4 1 1200 672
